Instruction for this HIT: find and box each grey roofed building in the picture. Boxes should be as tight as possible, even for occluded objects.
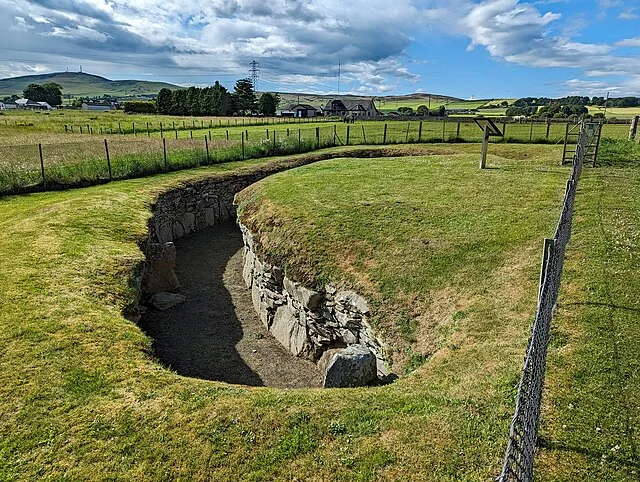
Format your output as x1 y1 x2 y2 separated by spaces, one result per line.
323 98 380 118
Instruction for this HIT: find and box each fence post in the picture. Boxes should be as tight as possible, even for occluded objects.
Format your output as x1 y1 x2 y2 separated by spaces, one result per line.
147 122 150 137
104 139 112 181
209 130 212 141
362 125 367 144
562 123 570 165
333 125 337 146
298 128 301 151
529 120 534 142
273 129 277 154
405 122 411 142
480 124 490 169
226 130 229 140
502 122 506 139
175 128 178 140
629 115 639 141
190 130 193 139
316 127 320 149
346 125 350 145
133 122 136 136
546 118 551 139
38 143 46 189
383 123 387 144
539 238 555 297
245 130 248 141
241 132 245 160
418 121 422 142
205 136 210 163
163 138 167 170
442 119 446 142
456 122 461 139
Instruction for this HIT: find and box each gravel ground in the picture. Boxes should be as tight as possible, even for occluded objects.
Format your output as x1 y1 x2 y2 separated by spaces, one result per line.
139 223 322 388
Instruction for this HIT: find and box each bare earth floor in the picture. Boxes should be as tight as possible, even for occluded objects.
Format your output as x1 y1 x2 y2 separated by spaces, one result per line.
139 224 322 388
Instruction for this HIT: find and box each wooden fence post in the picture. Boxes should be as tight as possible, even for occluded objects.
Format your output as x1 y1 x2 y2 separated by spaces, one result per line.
442 119 446 142
383 123 387 144
133 123 136 136
529 120 534 142
316 127 320 149
104 139 112 181
346 125 350 145
163 138 167 170
362 125 367 144
205 136 210 163
241 132 245 160
298 128 302 150
480 125 490 169
147 122 150 137
546 118 551 139
562 123 570 165
629 115 639 141
418 121 423 142
502 122 506 139
273 129 277 154
456 122 461 138
38 143 46 189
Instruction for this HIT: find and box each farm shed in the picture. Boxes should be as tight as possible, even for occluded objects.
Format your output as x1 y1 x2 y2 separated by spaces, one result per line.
280 104 318 118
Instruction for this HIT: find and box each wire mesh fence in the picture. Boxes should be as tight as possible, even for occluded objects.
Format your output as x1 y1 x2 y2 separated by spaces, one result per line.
0 119 595 196
497 124 590 482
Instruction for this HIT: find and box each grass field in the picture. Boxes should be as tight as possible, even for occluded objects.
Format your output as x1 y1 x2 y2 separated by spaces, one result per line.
0 110 631 195
0 141 636 480
588 106 640 119
0 144 565 480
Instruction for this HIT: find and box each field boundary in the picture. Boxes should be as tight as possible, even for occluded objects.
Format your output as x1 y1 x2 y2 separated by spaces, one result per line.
497 123 589 481
1 119 579 197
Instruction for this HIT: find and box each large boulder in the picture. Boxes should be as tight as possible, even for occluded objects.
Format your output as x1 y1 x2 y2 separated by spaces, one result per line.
322 345 377 388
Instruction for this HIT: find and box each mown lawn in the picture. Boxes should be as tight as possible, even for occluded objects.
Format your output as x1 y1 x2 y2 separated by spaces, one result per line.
0 142 635 480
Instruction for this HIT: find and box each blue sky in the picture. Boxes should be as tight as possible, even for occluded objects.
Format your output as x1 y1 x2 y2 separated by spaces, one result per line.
1 0 639 99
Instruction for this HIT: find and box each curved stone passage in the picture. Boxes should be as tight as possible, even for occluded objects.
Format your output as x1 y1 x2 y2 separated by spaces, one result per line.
139 224 322 388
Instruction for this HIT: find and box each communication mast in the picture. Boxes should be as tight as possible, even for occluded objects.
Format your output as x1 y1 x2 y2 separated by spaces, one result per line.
249 60 260 91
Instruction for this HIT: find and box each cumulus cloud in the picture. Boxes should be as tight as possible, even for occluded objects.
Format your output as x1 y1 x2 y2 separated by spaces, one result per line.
0 0 436 93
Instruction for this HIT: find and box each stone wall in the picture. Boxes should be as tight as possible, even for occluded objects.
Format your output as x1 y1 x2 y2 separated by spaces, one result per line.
238 221 387 377
139 159 389 386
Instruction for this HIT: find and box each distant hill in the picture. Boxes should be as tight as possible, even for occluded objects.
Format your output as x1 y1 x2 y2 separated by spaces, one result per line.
0 72 181 98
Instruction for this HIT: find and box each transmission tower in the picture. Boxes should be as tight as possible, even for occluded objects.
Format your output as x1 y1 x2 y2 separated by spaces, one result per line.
249 60 260 91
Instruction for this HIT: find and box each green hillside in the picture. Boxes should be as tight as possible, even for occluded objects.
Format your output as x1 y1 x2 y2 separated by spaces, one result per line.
0 72 181 98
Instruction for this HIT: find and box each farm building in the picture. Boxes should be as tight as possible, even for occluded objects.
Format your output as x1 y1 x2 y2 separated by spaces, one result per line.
0 99 18 110
280 104 318 118
323 98 380 118
14 98 53 110
82 100 117 111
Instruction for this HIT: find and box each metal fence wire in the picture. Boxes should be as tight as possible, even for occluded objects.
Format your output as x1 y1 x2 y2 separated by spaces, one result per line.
497 123 591 481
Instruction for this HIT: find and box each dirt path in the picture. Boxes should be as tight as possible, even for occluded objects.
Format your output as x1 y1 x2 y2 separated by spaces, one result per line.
139 223 322 388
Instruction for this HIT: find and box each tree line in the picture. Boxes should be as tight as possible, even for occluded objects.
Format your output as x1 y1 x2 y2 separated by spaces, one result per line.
1 83 64 106
154 79 281 116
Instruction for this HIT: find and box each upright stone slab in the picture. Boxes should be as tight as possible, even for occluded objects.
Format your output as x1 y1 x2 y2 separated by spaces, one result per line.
142 242 180 295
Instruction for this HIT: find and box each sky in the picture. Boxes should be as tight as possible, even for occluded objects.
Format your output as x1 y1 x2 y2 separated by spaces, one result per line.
1 0 639 99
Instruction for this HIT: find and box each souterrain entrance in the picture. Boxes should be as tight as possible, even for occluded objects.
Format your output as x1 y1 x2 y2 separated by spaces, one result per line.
139 223 322 388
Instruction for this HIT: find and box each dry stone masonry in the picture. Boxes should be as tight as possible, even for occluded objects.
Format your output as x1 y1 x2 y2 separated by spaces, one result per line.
139 162 389 387
239 221 387 384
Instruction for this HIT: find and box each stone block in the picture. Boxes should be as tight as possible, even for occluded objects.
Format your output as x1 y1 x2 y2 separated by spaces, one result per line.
322 345 377 388
284 277 322 310
149 292 186 311
242 249 255 288
142 242 180 295
270 305 312 358
336 290 370 315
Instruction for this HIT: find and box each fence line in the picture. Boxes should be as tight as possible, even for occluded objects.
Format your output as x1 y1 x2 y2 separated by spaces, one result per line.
497 123 590 482
0 120 584 196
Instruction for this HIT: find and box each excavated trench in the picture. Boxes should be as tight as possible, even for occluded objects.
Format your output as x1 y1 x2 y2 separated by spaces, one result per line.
138 224 322 388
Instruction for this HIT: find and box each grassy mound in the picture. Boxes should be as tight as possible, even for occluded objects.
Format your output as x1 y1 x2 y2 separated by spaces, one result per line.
236 144 568 370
